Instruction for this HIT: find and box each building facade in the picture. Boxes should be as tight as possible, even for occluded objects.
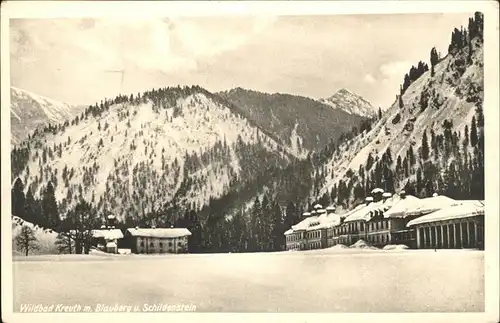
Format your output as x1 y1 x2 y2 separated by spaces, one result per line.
407 200 484 249
124 228 192 254
283 191 485 251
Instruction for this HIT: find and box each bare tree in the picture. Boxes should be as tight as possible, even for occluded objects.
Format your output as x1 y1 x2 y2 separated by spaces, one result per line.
15 225 39 256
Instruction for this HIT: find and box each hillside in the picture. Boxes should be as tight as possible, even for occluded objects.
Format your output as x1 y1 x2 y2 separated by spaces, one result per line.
313 14 484 207
11 86 299 223
319 88 377 118
10 87 84 145
217 88 365 155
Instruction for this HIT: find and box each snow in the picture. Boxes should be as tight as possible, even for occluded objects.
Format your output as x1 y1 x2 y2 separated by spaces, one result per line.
11 216 59 255
407 200 484 227
405 195 458 217
344 195 400 223
320 88 377 118
350 239 378 249
384 195 422 218
383 244 410 250
10 87 84 145
18 91 292 219
317 40 483 200
13 249 484 312
92 229 124 240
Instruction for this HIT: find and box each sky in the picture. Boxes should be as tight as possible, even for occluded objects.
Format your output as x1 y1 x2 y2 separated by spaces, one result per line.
10 13 473 108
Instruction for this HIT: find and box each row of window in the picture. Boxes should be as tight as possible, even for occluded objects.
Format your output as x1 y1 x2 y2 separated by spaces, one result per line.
367 234 390 245
139 241 184 248
286 230 322 242
286 219 393 243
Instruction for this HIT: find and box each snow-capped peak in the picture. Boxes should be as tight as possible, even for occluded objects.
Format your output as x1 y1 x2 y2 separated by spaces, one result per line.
10 86 84 145
319 88 376 118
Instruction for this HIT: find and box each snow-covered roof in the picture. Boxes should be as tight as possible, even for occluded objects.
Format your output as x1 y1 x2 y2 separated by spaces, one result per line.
106 241 117 248
291 217 315 231
313 204 323 209
126 228 191 238
371 188 384 194
316 209 326 214
407 200 484 226
365 196 374 202
92 229 124 240
303 212 311 216
382 192 392 198
326 206 336 211
384 195 422 218
405 195 458 217
345 195 400 223
284 229 294 235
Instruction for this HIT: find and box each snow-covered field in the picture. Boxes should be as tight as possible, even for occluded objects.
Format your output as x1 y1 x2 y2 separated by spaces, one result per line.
12 249 483 312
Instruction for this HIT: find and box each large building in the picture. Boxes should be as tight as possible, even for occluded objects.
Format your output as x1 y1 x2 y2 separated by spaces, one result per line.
284 189 485 251
407 200 484 249
123 227 192 254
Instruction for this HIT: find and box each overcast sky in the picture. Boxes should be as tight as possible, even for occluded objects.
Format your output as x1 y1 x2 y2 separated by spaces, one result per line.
10 13 473 108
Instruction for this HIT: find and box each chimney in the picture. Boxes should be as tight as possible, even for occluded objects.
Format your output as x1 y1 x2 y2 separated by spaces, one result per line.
371 188 384 202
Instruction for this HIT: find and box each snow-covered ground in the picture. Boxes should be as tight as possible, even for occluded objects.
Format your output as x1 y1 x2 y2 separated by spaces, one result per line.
12 249 484 312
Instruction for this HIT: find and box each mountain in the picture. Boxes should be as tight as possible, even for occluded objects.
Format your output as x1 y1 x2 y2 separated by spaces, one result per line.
10 87 85 145
319 88 377 118
217 88 366 155
312 13 484 207
11 86 305 223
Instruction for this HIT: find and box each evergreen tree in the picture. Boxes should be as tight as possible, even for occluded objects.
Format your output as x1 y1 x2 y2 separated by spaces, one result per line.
421 130 430 160
55 233 73 254
11 178 26 220
430 47 439 77
271 201 284 251
24 187 36 224
42 182 60 229
470 116 478 147
463 125 470 149
15 225 40 256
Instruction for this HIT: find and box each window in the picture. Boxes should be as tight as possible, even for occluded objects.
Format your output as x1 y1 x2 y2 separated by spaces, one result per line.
169 242 173 247
150 242 154 248
159 242 163 247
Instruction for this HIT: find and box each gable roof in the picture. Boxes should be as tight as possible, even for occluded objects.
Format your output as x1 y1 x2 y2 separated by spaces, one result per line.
407 200 484 226
92 229 124 240
126 228 191 238
384 195 422 218
405 195 458 217
344 195 400 223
